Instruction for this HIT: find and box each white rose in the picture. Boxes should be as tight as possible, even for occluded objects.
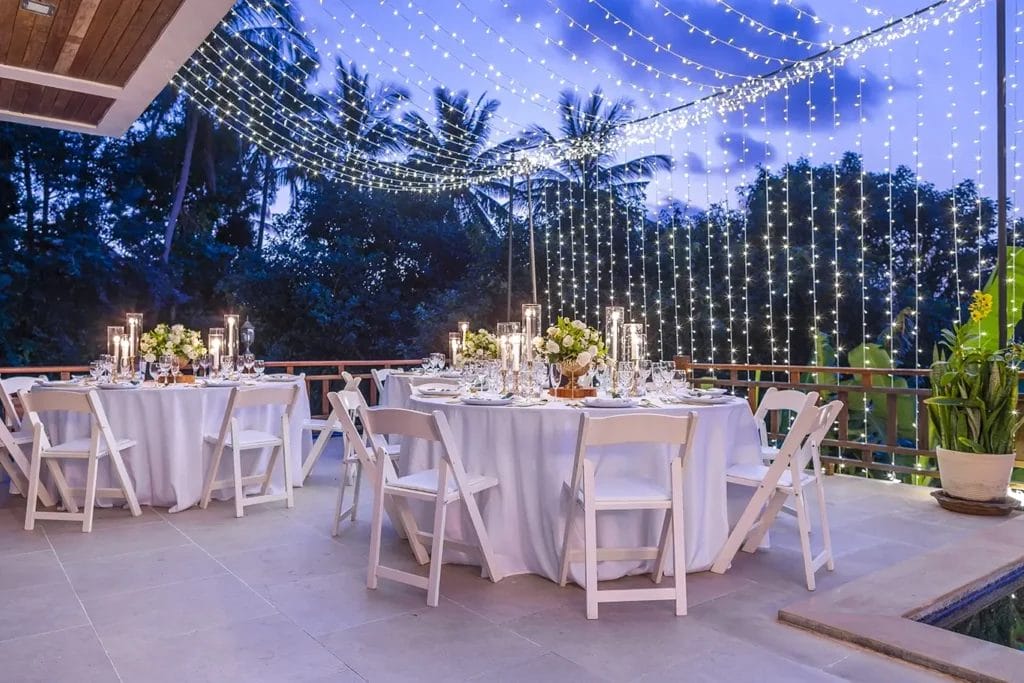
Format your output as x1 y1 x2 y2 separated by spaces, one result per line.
551 329 562 339
588 345 598 356
546 340 560 353
144 353 156 363
561 336 574 349
577 351 593 366
546 326 557 335
572 320 586 330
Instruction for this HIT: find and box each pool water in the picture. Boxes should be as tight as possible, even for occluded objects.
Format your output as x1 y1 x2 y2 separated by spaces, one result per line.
917 565 1024 651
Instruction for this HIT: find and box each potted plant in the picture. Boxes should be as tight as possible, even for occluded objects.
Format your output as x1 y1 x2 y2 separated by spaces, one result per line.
926 291 1023 503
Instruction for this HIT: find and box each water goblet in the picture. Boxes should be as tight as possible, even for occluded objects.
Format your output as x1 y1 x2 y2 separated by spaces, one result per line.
616 360 636 397
169 357 182 384
254 359 266 380
242 353 256 375
636 360 653 395
197 354 210 378
420 357 431 373
89 361 102 383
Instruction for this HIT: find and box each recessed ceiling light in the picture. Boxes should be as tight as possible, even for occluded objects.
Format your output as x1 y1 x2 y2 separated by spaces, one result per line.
20 0 56 17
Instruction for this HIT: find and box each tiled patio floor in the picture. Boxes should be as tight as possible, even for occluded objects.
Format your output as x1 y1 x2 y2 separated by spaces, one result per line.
0 441 1002 682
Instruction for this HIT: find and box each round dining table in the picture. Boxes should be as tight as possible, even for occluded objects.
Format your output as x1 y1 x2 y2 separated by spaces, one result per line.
405 394 762 585
29 378 312 512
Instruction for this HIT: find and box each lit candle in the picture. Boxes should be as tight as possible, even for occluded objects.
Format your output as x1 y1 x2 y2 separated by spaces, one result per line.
113 334 121 370
499 334 509 371
449 332 461 369
511 333 523 372
459 321 469 345
211 338 221 371
120 337 130 372
224 314 239 358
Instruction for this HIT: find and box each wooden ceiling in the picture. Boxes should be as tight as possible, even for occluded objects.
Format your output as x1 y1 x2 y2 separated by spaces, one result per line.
0 0 234 135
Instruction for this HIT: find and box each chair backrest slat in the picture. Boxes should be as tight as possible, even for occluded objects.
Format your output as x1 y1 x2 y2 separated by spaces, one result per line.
798 400 844 471
754 389 818 449
581 412 696 447
1 376 44 430
24 389 93 415
358 406 442 444
231 385 300 410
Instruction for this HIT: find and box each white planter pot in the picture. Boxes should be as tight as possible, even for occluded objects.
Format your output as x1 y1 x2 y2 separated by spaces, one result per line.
935 447 1015 502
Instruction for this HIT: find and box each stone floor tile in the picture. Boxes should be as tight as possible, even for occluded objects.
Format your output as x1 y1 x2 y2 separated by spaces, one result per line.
0 626 118 683
63 543 226 601
105 614 360 683
823 651 955 682
321 602 542 681
0 580 88 642
0 548 67 591
218 537 366 589
468 651 609 682
46 518 190 562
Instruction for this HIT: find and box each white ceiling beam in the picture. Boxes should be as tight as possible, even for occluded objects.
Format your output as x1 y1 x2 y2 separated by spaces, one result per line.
0 108 99 135
0 63 122 98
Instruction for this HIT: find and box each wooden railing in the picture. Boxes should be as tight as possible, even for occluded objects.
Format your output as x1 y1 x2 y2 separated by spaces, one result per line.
0 359 422 417
676 357 949 483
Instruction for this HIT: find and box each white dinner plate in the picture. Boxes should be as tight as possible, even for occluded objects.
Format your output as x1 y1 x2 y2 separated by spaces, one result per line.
582 396 636 408
461 395 514 406
674 395 733 405
416 386 461 398
691 387 727 397
98 383 139 390
438 372 462 379
37 380 78 388
202 380 241 388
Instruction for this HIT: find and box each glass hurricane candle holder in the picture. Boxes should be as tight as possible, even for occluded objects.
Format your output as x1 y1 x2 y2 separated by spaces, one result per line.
604 306 624 364
522 304 541 362
126 313 143 361
208 328 225 375
224 315 240 358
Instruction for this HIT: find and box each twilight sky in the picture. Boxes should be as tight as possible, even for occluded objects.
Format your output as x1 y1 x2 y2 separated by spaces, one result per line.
286 0 1011 212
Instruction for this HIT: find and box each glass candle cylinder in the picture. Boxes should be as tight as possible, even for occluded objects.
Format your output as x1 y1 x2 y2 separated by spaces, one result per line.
126 313 143 360
604 306 624 363
448 332 462 368
459 321 470 345
107 326 124 359
510 332 524 371
622 323 647 365
208 328 225 372
224 314 240 358
522 304 541 362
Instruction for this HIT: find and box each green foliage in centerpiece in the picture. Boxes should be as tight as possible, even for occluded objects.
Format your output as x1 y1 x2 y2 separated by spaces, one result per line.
533 317 607 367
926 291 1024 455
462 328 499 360
139 324 207 363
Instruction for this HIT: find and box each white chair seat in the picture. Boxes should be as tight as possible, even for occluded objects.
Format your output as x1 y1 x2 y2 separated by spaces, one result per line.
389 468 497 496
565 475 669 503
725 462 815 489
204 430 281 449
44 437 136 457
11 428 34 445
303 417 343 433
761 445 779 461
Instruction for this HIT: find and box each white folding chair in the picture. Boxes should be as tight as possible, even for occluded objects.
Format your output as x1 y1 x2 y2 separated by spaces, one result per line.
326 389 369 534
23 390 141 533
300 371 361 482
200 384 300 517
0 415 57 509
1 376 45 431
371 368 390 399
712 400 844 590
360 405 503 607
557 412 698 619
754 388 819 463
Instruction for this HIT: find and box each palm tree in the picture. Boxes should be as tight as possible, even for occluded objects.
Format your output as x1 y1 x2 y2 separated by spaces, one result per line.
399 88 514 232
162 0 315 263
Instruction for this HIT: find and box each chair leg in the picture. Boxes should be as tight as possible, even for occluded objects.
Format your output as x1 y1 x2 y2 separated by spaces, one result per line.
426 497 449 608
331 459 351 537
46 459 78 513
815 475 835 571
281 433 294 510
201 444 226 509
711 481 776 575
558 492 578 587
232 443 245 518
670 458 687 616
82 455 99 533
350 460 363 522
652 510 672 584
301 423 334 483
366 465 386 590
794 489 816 591
23 444 43 531
583 461 599 620
461 489 502 583
108 448 141 517
741 489 788 554
260 445 281 496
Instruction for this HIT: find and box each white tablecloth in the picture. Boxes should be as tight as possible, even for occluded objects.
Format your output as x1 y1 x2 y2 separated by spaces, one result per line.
405 395 761 584
30 381 312 512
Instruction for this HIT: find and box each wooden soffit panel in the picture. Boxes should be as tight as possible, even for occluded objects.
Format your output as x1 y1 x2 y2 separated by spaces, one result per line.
0 0 233 135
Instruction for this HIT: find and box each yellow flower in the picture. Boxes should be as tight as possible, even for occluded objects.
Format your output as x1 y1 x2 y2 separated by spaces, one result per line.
968 290 993 323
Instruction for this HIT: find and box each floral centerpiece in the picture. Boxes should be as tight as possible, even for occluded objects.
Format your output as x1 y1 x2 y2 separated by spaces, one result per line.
533 317 606 397
461 328 499 360
926 290 1024 504
139 324 207 365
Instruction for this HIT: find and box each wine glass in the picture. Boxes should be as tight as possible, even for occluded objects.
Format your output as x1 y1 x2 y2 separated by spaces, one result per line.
196 354 209 378
636 360 653 395
430 353 445 373
242 353 256 375
254 359 266 380
651 361 668 395
616 360 636 397
89 361 102 383
157 355 172 385
167 356 181 384
671 367 689 395
420 357 431 373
